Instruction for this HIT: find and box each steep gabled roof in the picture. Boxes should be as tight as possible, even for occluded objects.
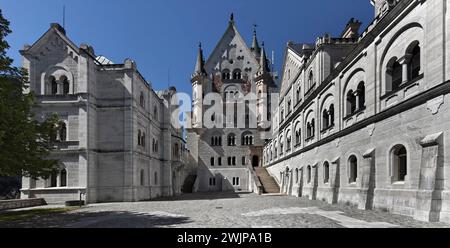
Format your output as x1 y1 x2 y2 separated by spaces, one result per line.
23 23 80 56
204 17 260 72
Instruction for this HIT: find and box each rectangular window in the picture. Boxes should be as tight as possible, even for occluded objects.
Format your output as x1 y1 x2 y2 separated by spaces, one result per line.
210 157 215 166
242 156 246 165
218 157 222 166
232 177 240 186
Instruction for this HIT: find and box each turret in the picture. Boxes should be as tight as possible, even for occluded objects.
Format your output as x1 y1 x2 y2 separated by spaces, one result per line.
251 25 261 56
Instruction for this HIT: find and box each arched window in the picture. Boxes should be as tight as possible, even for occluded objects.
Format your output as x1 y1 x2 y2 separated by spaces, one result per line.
386 58 402 92
242 132 254 146
295 128 301 145
357 82 365 109
140 169 145 186
139 92 145 107
307 166 312 184
50 170 57 188
349 155 358 183
60 169 67 187
346 90 356 116
323 162 330 183
222 69 231 80
233 69 242 79
61 76 70 95
211 113 215 122
408 44 421 81
329 104 335 126
59 122 67 142
296 86 301 102
228 133 236 146
51 76 58 95
392 145 407 182
322 109 329 130
307 123 312 138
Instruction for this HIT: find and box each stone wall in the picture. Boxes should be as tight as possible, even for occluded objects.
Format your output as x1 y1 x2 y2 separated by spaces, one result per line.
0 198 47 211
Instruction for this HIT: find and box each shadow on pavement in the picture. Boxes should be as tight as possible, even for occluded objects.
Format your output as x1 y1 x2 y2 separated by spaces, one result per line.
0 210 192 228
151 192 253 202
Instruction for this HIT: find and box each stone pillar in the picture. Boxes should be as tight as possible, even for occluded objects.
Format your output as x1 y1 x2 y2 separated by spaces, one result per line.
360 149 375 210
330 158 340 204
414 132 443 222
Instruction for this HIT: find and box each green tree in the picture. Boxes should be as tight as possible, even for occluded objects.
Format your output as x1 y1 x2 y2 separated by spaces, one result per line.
0 9 59 179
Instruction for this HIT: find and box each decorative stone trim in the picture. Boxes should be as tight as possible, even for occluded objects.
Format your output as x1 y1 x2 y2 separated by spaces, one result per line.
426 95 444 115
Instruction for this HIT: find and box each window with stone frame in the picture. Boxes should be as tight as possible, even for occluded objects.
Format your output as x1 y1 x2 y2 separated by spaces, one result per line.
348 155 358 184
323 162 330 183
407 43 421 81
391 145 407 182
60 169 67 187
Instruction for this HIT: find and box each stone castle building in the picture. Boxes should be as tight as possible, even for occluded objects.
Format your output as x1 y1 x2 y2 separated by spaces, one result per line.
263 0 450 223
187 15 277 192
19 24 190 204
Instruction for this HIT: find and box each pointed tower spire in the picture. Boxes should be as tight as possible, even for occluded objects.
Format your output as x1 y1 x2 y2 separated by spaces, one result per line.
194 42 206 75
251 24 261 54
229 13 235 25
259 42 270 73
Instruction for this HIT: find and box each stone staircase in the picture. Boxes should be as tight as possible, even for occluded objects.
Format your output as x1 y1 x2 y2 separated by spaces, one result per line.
254 167 280 194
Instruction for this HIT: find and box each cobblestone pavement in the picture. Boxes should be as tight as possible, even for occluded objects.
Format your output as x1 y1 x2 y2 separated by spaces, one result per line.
1 192 449 228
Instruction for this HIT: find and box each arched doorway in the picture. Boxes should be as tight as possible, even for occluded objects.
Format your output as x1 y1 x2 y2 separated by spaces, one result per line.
252 156 259 167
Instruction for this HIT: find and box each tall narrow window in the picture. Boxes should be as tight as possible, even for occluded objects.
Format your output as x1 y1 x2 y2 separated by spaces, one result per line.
154 172 158 185
308 71 314 90
50 170 57 188
59 122 67 142
295 168 299 183
408 44 421 80
210 157 215 166
392 145 407 182
391 61 402 91
140 169 145 186
322 109 329 130
138 130 142 146
60 169 67 187
349 155 358 183
62 76 69 95
51 77 58 95
357 82 365 109
323 162 330 183
307 166 312 184
218 157 222 166
329 104 335 126
346 90 356 116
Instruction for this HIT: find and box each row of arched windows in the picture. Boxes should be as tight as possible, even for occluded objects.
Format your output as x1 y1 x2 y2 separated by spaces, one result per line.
48 76 70 95
386 42 421 93
289 144 408 186
47 169 67 188
346 82 365 117
222 69 242 80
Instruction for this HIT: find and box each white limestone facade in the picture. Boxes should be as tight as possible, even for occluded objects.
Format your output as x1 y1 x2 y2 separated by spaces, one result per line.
263 0 450 223
187 16 277 193
19 24 190 204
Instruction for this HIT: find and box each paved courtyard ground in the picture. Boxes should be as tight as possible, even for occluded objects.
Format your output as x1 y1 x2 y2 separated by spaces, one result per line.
1 192 449 228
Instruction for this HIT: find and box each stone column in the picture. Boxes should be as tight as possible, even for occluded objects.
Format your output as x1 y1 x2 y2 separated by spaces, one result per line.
360 149 375 210
414 132 443 222
330 158 340 204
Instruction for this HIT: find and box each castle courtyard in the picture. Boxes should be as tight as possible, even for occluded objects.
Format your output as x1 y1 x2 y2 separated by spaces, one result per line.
0 193 448 228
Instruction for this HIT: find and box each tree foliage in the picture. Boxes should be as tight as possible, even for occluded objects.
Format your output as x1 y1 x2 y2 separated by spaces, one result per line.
0 9 59 179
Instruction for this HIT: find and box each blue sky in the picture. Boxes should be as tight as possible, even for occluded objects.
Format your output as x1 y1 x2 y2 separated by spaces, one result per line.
3 0 374 95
